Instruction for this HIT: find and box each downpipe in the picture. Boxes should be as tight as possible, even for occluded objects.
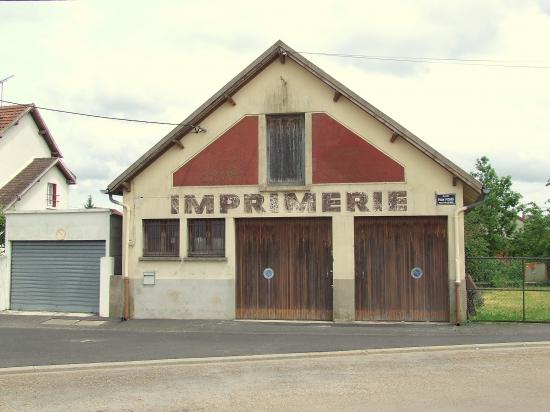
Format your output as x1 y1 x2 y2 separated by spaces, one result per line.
103 191 131 321
454 188 490 326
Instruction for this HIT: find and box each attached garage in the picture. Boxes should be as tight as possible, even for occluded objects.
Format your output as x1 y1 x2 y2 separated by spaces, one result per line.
1 209 123 317
236 218 333 320
10 241 105 313
354 217 449 321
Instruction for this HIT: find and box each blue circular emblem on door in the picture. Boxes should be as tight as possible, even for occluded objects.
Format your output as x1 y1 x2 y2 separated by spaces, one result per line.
263 268 274 280
411 267 423 279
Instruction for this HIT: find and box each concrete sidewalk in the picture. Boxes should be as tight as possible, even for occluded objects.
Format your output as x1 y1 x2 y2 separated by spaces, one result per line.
1 313 550 368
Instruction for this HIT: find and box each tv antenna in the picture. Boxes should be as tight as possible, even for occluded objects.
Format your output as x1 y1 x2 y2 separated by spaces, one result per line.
0 75 15 107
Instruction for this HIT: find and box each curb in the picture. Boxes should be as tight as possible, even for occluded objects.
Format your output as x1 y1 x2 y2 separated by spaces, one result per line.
1 340 550 376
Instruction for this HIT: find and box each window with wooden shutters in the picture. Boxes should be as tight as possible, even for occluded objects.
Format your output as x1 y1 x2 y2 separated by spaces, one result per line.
143 219 180 257
188 219 225 257
267 114 305 185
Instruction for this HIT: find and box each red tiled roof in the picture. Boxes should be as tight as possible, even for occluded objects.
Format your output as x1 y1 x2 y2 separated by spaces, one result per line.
0 157 76 210
110 209 123 217
0 105 29 132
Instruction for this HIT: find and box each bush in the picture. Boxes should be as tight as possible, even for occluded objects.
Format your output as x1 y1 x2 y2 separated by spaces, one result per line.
467 258 523 288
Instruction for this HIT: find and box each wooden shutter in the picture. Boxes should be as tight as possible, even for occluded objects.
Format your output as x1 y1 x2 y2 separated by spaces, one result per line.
52 183 57 207
267 114 305 185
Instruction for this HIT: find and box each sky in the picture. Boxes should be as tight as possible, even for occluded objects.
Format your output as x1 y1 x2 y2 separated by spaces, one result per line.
1 0 549 208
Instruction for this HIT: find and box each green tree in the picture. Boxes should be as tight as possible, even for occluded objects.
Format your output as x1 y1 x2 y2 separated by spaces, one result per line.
84 195 95 209
511 180 550 257
464 212 490 257
465 156 522 256
512 202 550 256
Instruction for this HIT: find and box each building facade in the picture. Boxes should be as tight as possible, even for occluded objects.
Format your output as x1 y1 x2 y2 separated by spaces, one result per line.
107 41 481 323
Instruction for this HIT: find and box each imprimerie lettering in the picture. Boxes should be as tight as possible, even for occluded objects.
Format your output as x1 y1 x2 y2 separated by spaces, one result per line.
174 191 407 214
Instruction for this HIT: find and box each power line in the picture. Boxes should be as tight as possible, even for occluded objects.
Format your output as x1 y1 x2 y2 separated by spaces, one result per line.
2 49 548 128
1 99 206 130
297 51 550 69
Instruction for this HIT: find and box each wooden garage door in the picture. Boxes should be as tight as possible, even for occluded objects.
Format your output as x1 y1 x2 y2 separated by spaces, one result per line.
236 218 333 320
355 217 449 321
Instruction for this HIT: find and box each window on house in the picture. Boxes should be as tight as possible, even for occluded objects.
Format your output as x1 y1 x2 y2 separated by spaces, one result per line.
188 219 225 257
143 219 180 257
46 183 57 207
267 113 305 185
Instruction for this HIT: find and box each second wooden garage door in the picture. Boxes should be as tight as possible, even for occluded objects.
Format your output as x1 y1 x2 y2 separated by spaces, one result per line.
355 217 449 321
236 218 333 320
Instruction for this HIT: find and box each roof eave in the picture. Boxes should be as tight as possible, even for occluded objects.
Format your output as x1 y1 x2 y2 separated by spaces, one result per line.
107 40 482 197
28 107 63 157
107 40 287 194
55 158 77 184
283 46 482 196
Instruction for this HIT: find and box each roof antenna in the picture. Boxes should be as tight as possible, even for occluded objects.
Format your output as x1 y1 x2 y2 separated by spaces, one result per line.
0 75 15 108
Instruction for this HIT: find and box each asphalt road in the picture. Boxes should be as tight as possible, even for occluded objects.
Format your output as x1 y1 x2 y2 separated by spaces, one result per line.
1 314 550 368
2 344 550 411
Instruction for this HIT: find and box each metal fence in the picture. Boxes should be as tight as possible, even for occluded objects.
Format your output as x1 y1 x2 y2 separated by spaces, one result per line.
466 257 550 322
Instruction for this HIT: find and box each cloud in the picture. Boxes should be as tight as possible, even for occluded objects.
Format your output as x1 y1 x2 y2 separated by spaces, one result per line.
2 0 550 208
512 180 549 207
537 0 550 15
89 95 165 120
492 154 550 184
328 1 509 76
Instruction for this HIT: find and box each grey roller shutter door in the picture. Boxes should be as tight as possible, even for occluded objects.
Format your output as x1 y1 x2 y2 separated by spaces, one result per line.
10 241 105 313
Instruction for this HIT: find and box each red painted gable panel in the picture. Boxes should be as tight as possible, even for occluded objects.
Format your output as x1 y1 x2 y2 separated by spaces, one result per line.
173 116 258 186
312 113 404 183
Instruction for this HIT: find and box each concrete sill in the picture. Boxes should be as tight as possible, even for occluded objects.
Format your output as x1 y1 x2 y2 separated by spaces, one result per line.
139 256 182 262
183 257 228 262
259 184 311 192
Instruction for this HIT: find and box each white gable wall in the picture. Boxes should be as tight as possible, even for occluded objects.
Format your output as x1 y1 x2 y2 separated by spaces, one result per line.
0 113 52 188
132 59 458 207
8 166 70 211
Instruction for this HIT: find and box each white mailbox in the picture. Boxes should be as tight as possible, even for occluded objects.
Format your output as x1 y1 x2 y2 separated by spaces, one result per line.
143 271 156 285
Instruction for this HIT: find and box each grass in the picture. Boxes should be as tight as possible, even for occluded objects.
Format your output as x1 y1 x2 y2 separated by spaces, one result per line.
469 287 550 322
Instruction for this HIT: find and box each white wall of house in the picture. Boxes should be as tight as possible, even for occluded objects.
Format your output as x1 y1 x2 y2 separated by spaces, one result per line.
8 166 71 211
0 255 6 311
0 113 52 188
5 209 111 243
